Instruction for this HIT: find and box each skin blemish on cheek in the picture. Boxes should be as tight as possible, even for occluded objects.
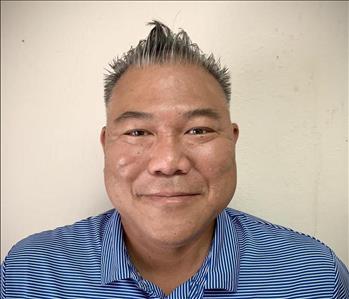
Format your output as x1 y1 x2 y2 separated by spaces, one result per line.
114 147 145 171
117 157 129 168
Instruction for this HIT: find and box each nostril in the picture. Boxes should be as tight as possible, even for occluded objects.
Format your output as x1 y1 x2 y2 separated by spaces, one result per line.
148 156 191 176
153 169 186 177
153 167 187 177
174 169 187 175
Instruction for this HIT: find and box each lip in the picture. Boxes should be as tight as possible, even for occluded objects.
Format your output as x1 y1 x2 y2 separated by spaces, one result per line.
139 192 201 204
143 192 201 197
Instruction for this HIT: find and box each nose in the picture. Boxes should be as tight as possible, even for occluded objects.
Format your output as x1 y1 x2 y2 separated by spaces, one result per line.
147 136 192 176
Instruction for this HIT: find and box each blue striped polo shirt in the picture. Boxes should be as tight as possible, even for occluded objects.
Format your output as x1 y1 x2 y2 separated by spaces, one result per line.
1 208 348 298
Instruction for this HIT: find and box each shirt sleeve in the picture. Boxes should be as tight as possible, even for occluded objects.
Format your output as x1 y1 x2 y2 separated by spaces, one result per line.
332 251 349 299
1 260 6 299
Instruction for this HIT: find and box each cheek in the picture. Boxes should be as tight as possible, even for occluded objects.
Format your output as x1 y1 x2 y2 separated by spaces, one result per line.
193 140 236 178
191 141 237 211
104 143 148 181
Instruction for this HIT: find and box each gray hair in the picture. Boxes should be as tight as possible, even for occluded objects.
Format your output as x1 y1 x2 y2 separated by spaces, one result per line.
104 20 231 105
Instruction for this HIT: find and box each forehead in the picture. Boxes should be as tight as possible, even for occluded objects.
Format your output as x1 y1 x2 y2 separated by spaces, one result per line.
108 64 228 117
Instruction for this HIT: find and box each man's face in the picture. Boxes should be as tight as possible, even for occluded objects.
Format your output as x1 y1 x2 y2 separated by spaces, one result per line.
101 64 239 247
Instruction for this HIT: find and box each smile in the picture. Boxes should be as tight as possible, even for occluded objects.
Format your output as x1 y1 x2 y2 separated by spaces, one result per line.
139 192 201 204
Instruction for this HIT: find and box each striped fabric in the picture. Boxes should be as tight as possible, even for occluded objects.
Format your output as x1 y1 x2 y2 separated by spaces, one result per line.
1 208 348 298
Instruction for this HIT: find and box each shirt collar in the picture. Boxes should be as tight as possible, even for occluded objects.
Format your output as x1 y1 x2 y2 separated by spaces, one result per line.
100 210 132 285
205 209 240 292
100 208 241 291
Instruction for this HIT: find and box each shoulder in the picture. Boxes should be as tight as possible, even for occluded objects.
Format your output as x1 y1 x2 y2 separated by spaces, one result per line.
2 209 115 267
223 207 344 267
224 208 349 295
1 210 123 298
225 207 330 252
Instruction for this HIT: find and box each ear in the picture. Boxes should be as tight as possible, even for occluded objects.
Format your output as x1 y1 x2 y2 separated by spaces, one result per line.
100 126 106 153
231 123 239 144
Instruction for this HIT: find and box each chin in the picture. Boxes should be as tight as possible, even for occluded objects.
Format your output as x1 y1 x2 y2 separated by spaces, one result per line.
147 220 211 248
150 233 197 248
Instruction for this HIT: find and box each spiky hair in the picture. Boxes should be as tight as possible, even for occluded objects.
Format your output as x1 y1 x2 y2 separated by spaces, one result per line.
104 20 231 105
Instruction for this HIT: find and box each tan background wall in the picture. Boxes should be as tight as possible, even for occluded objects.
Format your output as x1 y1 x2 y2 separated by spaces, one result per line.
1 1 348 265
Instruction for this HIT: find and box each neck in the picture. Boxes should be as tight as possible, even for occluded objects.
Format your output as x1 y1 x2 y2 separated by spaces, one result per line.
123 221 215 295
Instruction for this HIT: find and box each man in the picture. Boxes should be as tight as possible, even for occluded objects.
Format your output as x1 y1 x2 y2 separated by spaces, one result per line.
1 20 348 298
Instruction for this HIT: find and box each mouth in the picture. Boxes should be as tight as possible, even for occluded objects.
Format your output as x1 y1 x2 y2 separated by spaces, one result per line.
138 192 201 205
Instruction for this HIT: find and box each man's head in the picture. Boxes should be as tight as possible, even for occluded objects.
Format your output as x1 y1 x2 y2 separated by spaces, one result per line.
101 21 239 248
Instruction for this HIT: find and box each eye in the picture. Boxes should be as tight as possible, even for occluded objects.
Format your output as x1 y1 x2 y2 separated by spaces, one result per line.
186 127 213 135
124 129 151 137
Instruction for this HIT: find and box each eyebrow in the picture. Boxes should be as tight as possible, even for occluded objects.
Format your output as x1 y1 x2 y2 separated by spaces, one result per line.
113 111 153 123
183 108 221 120
113 108 221 123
